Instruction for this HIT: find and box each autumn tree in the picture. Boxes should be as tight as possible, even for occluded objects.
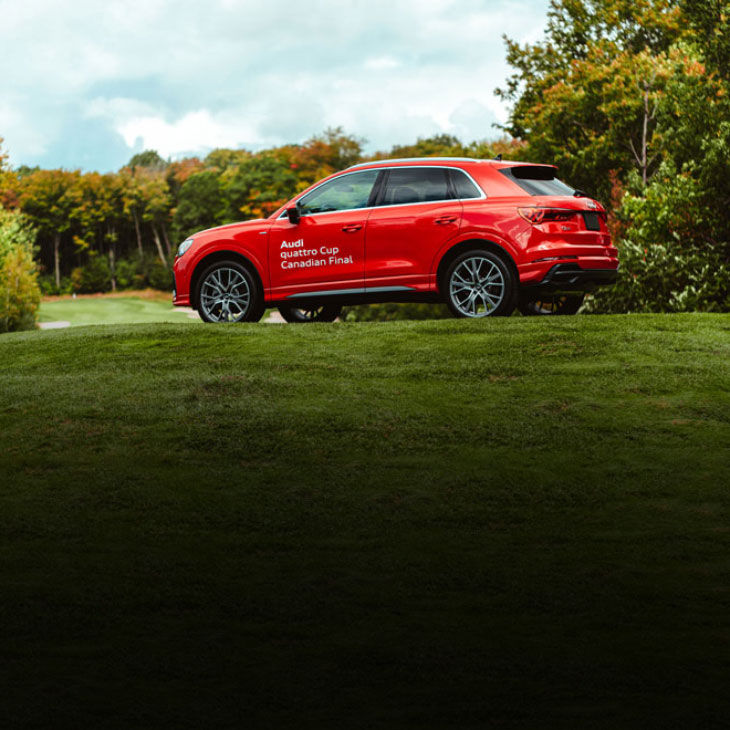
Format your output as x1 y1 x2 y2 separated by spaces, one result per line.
16 169 81 288
497 0 686 198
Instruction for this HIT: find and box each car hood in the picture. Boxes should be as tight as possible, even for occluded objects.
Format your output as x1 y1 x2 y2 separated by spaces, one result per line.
193 218 268 240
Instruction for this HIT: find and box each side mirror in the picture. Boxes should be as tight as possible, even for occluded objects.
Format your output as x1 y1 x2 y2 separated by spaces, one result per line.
286 204 301 225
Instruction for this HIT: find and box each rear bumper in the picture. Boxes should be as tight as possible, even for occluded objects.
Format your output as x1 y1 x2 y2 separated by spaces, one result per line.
522 263 618 293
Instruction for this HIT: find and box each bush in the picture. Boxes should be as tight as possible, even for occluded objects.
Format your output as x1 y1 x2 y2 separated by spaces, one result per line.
117 253 171 291
38 273 73 296
587 165 730 313
71 252 111 293
342 301 451 321
147 258 172 291
0 207 41 332
68 253 172 293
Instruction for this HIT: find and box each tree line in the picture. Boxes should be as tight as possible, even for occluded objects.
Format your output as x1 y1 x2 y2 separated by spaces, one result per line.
0 130 519 297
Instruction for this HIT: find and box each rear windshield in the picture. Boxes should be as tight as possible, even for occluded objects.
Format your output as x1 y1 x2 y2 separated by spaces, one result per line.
500 165 576 196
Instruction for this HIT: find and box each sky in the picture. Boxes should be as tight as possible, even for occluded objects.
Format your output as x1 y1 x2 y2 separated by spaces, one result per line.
0 0 549 172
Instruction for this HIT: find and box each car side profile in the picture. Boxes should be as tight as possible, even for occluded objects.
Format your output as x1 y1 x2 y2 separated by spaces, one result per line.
172 157 618 322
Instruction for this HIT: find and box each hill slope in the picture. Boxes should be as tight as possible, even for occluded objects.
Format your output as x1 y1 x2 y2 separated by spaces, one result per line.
1 315 729 728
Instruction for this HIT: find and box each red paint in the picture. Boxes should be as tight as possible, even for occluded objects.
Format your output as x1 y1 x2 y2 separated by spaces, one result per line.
173 158 618 311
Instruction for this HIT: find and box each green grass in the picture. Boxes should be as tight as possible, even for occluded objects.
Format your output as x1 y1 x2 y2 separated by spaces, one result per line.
1 314 729 728
39 295 199 326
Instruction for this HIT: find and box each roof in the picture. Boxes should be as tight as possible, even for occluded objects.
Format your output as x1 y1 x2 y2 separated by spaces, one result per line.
347 157 491 169
346 157 548 170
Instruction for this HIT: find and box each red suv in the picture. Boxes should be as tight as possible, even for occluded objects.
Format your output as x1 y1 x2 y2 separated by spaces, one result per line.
172 157 618 322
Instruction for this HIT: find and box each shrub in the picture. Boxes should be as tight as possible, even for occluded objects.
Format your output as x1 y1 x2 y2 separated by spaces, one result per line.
147 258 172 291
0 207 41 332
587 164 730 313
114 257 145 290
343 301 451 321
71 252 111 293
39 274 74 296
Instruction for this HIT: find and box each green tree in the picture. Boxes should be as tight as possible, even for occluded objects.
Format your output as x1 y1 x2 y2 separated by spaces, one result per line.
496 0 686 198
173 170 227 240
128 149 167 171
0 207 41 332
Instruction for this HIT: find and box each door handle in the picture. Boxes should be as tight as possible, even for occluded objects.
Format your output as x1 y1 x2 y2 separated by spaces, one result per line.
434 216 457 225
342 224 362 233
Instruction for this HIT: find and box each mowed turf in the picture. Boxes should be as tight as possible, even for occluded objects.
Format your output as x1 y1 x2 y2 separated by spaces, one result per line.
1 314 729 729
39 294 199 326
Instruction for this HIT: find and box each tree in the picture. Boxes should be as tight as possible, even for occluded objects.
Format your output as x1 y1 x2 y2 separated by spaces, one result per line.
16 169 81 288
172 170 226 241
0 207 41 332
496 0 686 198
139 170 173 265
128 150 167 171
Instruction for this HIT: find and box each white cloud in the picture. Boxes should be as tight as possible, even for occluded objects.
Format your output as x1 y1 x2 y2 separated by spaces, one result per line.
0 0 550 170
364 56 401 71
117 110 257 158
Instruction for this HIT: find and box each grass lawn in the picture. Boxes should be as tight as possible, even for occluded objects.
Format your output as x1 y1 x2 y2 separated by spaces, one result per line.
1 314 729 728
39 292 199 326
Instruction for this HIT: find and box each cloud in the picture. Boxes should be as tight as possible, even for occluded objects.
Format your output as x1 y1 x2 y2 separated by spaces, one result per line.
0 0 549 171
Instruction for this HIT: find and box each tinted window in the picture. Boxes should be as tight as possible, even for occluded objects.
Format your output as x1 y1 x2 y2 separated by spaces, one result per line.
500 165 576 196
381 168 450 205
298 169 379 215
450 169 482 199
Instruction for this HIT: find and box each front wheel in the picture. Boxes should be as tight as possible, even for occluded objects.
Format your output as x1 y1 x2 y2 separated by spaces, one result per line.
444 249 517 318
518 293 585 316
196 260 264 323
277 304 342 323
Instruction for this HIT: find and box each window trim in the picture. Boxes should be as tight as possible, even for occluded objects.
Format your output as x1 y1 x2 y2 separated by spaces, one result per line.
278 165 486 219
295 167 382 217
498 166 576 197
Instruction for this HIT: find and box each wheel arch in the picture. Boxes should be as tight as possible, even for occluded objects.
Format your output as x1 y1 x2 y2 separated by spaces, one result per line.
190 250 264 310
435 238 519 295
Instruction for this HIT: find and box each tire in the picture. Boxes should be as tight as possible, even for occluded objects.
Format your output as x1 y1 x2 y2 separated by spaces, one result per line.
518 293 585 316
277 304 342 323
443 249 517 318
196 260 264 323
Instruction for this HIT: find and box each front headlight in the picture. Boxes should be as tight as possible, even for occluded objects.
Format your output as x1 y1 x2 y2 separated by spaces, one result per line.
176 238 194 258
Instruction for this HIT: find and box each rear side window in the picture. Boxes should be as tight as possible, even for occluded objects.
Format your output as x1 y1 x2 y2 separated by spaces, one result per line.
500 165 576 196
381 168 450 205
450 169 482 199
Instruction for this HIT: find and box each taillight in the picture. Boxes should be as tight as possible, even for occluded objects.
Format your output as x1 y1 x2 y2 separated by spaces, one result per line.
518 207 577 224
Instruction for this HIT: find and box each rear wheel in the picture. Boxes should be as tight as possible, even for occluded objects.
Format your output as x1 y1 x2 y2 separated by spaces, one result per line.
444 249 517 318
196 260 264 323
518 293 585 316
277 304 342 323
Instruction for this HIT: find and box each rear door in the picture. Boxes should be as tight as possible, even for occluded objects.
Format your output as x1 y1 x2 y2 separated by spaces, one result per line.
268 169 380 299
364 167 463 291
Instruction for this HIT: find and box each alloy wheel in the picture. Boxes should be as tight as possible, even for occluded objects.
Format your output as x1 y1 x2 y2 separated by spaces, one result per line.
199 267 251 322
449 255 506 317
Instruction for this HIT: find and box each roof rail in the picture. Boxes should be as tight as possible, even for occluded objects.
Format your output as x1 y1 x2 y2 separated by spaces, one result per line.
347 156 485 169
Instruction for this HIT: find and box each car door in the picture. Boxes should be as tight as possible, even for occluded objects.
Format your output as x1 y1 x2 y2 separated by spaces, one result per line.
364 167 463 291
268 169 380 299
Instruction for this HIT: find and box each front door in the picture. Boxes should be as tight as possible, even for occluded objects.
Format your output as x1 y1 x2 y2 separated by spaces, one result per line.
364 167 463 291
268 169 380 299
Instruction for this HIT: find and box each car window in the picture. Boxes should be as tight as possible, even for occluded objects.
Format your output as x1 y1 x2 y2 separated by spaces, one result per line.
499 165 576 196
450 169 482 199
381 168 450 206
298 170 379 215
